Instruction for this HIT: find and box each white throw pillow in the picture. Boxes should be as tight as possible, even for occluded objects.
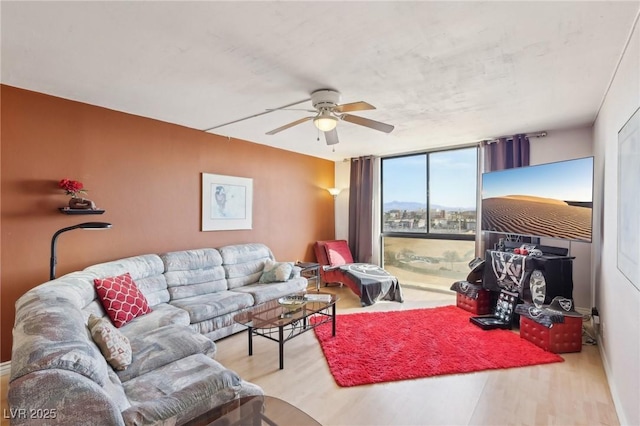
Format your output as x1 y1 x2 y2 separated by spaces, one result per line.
88 314 132 370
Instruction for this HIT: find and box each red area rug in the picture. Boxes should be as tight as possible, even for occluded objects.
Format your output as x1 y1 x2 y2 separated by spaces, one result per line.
313 305 564 387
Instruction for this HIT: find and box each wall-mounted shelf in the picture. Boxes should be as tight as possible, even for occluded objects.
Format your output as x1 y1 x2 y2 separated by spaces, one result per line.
59 208 105 215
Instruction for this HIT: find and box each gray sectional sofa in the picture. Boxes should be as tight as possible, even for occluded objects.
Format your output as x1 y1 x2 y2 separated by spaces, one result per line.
8 243 308 425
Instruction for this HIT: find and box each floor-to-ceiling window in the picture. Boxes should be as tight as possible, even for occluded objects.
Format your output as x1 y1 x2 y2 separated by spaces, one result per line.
381 147 478 291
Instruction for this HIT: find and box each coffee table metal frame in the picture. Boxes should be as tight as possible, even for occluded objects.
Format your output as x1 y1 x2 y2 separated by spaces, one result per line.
233 293 338 369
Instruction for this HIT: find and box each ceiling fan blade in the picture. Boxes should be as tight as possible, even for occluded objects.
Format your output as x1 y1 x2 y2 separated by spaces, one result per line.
334 101 376 113
265 116 313 135
324 128 339 145
341 114 395 133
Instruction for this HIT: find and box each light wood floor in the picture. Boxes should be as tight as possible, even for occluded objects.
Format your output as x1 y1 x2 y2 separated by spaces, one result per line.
1 286 618 426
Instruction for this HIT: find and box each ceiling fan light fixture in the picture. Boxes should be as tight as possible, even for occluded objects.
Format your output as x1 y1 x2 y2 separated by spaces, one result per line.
313 113 338 132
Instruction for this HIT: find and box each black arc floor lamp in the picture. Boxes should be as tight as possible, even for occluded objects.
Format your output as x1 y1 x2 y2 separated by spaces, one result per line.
50 222 112 280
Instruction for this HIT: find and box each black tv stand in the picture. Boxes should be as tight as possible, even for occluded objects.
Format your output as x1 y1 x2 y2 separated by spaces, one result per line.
482 249 574 305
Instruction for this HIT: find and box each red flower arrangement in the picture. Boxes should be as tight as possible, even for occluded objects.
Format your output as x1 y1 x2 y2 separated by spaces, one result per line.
58 178 88 198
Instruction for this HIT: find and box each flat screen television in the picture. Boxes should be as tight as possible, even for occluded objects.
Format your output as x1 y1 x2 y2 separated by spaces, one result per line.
481 156 594 243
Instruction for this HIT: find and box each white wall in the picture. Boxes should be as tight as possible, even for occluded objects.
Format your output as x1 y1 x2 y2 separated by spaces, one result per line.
529 126 594 310
334 160 350 241
592 10 640 426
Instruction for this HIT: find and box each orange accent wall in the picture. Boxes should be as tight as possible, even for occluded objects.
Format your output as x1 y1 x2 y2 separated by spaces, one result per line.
0 85 336 362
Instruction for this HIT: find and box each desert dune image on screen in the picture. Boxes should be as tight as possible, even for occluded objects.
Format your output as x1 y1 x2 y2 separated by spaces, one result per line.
481 157 593 242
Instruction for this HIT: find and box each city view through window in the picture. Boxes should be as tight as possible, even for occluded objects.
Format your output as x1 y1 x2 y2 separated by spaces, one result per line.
381 148 478 291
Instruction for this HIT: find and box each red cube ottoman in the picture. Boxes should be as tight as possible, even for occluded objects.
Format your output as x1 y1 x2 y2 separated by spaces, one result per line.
519 315 582 353
456 289 491 315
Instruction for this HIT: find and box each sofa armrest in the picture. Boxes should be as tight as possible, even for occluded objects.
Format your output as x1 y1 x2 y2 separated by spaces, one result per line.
290 265 302 279
322 265 342 272
8 369 125 425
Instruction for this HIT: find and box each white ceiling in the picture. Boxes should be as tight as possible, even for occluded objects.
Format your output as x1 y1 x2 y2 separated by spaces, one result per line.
2 1 638 161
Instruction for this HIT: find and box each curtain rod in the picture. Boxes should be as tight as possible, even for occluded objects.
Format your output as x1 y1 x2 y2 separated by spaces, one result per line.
483 131 547 145
344 130 548 161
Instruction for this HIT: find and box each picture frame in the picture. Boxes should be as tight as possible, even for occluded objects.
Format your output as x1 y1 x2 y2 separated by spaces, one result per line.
202 173 253 231
617 106 640 290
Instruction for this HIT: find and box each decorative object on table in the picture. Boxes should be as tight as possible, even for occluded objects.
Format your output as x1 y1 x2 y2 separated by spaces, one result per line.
50 222 112 279
201 173 253 231
303 293 332 303
312 305 563 387
58 178 98 210
277 295 307 313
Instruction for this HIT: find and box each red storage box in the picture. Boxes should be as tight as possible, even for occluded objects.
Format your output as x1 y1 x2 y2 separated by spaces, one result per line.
456 290 491 315
519 315 582 353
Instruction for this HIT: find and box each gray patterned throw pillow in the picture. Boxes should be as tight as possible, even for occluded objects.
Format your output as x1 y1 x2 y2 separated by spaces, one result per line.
259 259 294 283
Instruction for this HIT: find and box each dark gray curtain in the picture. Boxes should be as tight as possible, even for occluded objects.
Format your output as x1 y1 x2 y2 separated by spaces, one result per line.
348 156 374 263
486 134 530 171
484 134 531 249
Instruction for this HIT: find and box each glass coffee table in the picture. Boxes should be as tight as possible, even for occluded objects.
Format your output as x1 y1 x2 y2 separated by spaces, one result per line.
183 395 321 426
233 293 338 369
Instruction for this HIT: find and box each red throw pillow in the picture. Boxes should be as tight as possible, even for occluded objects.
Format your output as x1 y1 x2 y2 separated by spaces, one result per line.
94 273 152 328
324 241 354 266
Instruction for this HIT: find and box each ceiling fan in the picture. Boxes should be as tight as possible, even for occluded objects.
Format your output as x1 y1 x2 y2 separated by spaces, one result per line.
265 89 394 146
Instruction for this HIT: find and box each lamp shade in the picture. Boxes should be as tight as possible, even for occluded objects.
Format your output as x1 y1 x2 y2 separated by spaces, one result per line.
327 188 341 198
313 112 338 132
77 222 112 230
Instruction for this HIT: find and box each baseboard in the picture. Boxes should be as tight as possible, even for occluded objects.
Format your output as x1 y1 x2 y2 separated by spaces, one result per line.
598 335 628 426
0 360 11 376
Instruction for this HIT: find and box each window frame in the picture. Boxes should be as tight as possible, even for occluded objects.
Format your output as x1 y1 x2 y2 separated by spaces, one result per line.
380 145 479 243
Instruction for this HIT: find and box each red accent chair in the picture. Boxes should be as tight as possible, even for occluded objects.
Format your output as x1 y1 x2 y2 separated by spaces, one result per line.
313 240 361 297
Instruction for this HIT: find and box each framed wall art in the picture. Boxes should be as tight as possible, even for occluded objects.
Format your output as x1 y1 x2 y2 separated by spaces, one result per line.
202 173 253 231
617 106 640 291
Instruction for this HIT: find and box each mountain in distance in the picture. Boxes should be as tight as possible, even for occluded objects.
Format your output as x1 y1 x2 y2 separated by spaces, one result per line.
384 201 425 212
383 201 475 212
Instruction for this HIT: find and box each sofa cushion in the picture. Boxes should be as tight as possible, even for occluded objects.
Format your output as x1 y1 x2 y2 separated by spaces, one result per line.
122 354 262 426
325 240 354 266
161 248 223 270
259 259 294 283
170 291 254 323
225 260 267 289
234 278 308 305
161 249 229 300
85 254 170 306
165 268 227 300
94 273 152 328
88 314 132 371
119 303 190 338
190 313 247 339
117 325 216 383
218 243 272 265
